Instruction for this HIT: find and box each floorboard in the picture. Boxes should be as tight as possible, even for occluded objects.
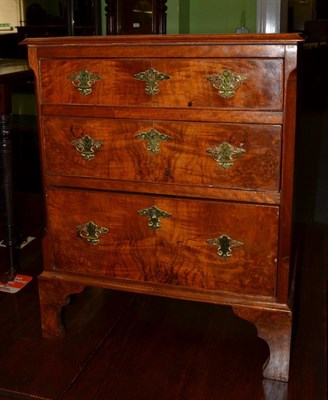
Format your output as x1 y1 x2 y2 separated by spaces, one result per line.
61 296 267 400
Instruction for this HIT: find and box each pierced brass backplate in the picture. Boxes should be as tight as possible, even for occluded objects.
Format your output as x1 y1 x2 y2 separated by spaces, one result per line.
206 142 246 169
68 70 102 95
207 70 246 98
76 221 109 245
137 205 172 230
207 234 243 259
136 129 171 154
71 134 104 160
134 68 171 95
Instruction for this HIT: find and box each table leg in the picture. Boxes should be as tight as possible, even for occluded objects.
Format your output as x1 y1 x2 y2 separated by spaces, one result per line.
0 84 18 282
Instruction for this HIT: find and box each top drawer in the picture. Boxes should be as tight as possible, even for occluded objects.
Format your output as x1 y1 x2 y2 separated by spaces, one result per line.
39 58 283 110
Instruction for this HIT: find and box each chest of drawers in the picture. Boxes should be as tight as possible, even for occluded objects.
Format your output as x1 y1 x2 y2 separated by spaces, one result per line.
25 34 302 382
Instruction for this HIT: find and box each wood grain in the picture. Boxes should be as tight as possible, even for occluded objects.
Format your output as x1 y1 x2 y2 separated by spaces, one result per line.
43 117 281 191
40 58 283 110
46 187 279 297
25 34 302 381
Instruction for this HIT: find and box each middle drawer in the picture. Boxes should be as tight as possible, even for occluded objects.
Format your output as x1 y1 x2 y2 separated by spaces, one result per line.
42 117 281 192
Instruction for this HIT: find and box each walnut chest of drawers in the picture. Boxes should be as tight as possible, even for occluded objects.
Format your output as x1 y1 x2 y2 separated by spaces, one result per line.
25 34 302 382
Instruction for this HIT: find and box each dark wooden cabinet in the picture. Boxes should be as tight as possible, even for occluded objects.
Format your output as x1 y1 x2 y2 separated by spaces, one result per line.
105 0 167 34
18 0 101 38
25 33 302 382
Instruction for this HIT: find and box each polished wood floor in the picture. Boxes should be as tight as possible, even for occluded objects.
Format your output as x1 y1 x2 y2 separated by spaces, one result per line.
0 193 326 399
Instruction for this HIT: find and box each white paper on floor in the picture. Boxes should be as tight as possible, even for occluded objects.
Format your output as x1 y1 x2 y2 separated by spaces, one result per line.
0 275 33 293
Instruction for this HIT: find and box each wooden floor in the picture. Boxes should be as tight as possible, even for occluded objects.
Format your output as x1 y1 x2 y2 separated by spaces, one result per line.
0 192 326 400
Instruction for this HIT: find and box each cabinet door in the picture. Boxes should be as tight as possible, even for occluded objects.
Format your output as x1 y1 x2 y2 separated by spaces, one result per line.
21 0 101 37
106 0 167 34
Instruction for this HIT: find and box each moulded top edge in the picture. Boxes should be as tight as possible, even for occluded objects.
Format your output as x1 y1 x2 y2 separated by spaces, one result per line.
22 33 304 47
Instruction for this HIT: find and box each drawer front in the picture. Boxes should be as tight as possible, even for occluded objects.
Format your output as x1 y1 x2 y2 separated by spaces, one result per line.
47 188 279 296
43 117 281 192
40 58 283 110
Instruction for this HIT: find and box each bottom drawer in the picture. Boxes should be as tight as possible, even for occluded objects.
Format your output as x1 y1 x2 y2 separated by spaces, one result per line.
46 188 279 297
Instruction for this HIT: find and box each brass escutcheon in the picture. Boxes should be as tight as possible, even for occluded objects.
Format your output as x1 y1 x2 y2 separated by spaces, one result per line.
206 142 246 169
207 70 247 98
76 221 109 245
134 68 171 95
71 134 104 160
137 205 172 230
68 70 102 95
207 234 243 259
136 128 171 154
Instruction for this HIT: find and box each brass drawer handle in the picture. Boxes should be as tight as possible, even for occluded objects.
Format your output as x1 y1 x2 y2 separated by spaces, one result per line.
137 205 172 230
207 234 243 259
207 70 246 98
76 221 109 245
71 134 104 160
134 68 171 95
68 70 102 95
206 142 246 169
136 129 171 154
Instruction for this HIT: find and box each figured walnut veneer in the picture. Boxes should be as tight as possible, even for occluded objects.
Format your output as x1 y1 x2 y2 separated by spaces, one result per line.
24 34 303 382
